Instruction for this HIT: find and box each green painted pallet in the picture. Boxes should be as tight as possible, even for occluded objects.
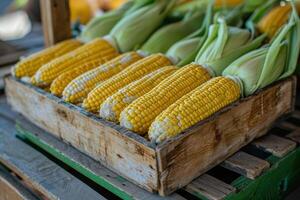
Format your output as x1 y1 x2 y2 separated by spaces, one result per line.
15 110 300 200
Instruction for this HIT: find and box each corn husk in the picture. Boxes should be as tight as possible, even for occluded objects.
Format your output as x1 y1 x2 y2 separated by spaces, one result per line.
195 18 265 76
166 0 214 66
140 11 205 54
79 1 134 42
223 1 300 96
109 0 176 52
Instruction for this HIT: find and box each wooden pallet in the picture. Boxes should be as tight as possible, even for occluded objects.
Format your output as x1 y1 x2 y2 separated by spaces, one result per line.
1 94 300 200
4 76 297 196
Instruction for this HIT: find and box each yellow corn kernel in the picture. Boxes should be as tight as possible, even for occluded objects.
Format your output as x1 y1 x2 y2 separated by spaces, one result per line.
33 38 119 87
119 63 211 134
100 66 177 122
12 39 82 78
257 4 292 39
149 76 241 143
82 54 172 113
62 52 144 103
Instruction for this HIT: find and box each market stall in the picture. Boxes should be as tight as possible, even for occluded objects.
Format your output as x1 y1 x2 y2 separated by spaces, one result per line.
1 0 300 199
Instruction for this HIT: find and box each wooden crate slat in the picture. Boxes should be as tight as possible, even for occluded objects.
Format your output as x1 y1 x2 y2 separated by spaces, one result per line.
0 109 108 200
253 135 297 157
0 165 39 200
5 77 159 193
156 78 295 195
5 76 296 196
15 114 186 200
185 174 236 200
220 152 270 180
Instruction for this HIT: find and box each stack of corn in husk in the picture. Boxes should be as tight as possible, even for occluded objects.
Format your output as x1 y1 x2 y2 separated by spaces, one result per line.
12 0 300 144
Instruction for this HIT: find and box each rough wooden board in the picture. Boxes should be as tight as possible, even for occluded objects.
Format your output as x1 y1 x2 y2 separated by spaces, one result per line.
279 121 300 144
16 115 185 200
0 165 39 200
40 0 71 46
253 134 297 157
0 109 107 200
286 129 300 144
185 174 236 200
5 77 159 192
156 78 296 195
221 152 270 180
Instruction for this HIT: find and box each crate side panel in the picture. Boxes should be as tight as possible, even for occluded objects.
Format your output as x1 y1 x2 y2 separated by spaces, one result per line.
5 77 158 192
157 78 295 196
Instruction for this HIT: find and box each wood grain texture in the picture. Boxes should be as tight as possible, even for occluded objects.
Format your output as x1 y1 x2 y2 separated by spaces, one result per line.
5 77 296 196
0 106 107 200
40 0 71 47
156 78 296 195
16 115 186 200
221 152 270 180
5 77 158 192
185 174 236 200
253 134 297 157
0 165 39 200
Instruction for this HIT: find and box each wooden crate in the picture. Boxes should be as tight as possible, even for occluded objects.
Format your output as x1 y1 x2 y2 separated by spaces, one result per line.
4 76 296 196
1 93 300 200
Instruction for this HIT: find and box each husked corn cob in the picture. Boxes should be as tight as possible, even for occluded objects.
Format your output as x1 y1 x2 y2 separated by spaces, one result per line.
257 4 292 38
83 54 172 113
119 63 211 134
62 52 144 103
100 66 177 122
33 38 119 87
12 39 82 78
149 76 241 143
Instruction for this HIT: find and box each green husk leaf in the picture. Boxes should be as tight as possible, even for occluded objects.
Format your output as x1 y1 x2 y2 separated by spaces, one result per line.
223 0 300 97
110 0 177 52
79 2 134 42
194 17 264 76
166 0 214 65
245 0 278 37
140 11 205 54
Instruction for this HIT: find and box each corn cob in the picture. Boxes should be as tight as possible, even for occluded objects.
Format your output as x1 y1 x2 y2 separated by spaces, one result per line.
33 38 119 87
149 76 240 143
82 54 172 113
257 3 292 39
119 63 211 134
100 66 177 122
62 52 144 103
12 39 82 78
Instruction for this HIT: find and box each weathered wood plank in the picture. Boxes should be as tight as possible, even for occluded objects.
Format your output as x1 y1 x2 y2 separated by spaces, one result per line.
286 129 300 144
253 135 297 157
16 115 185 200
5 77 159 192
0 165 39 200
220 152 270 180
40 0 71 47
156 78 296 195
185 174 236 200
0 111 107 200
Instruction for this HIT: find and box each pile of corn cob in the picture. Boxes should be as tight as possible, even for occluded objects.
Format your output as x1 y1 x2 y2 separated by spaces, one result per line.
12 0 300 144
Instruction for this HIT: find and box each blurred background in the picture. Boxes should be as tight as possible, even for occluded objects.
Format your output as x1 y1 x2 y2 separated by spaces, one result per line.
0 0 127 88
0 0 127 62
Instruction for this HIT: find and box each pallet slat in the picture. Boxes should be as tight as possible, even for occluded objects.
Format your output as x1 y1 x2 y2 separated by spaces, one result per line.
0 107 108 200
221 152 270 180
15 114 186 200
253 134 297 157
0 165 39 200
185 174 236 200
